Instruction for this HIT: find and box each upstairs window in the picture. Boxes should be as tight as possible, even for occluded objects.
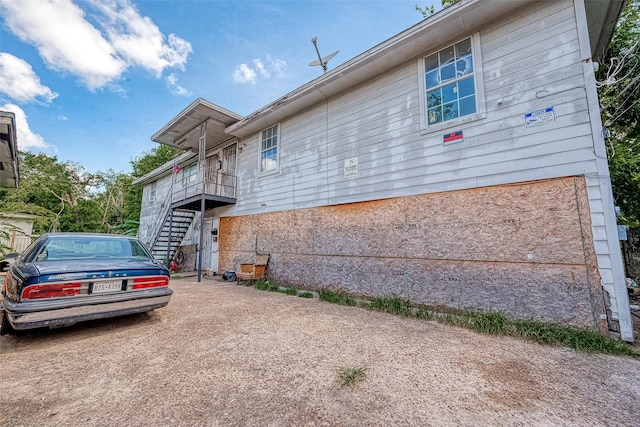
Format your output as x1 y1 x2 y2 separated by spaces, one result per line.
424 37 476 126
183 163 197 183
260 125 279 173
148 182 156 202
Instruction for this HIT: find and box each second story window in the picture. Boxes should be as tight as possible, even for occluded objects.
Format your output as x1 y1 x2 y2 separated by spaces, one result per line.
425 37 476 126
260 125 279 173
148 182 156 202
183 163 197 183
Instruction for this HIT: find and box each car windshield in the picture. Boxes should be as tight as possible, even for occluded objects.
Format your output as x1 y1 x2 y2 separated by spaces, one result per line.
35 236 151 261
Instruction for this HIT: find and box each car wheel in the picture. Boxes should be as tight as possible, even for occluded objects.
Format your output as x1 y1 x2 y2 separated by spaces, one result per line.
0 311 14 335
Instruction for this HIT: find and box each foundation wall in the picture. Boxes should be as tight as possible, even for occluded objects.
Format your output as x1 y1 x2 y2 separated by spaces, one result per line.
219 177 607 331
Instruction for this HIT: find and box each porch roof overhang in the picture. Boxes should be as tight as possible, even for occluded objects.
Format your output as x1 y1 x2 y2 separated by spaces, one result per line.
225 0 624 139
171 194 237 211
151 98 243 152
0 111 19 188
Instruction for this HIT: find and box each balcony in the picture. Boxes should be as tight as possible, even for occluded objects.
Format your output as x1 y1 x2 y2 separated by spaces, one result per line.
171 168 236 211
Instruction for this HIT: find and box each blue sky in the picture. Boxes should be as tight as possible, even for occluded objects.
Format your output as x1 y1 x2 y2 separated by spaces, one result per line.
0 0 438 174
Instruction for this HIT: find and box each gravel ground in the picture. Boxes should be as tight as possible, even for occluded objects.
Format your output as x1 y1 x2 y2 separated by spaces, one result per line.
1 278 640 426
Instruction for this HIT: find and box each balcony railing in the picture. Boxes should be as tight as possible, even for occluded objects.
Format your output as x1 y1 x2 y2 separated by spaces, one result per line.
171 169 237 203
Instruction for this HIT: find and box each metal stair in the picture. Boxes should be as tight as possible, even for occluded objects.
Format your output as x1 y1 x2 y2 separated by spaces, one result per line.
149 209 196 264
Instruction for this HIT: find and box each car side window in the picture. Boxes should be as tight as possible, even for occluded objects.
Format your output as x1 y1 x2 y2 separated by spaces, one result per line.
36 248 48 261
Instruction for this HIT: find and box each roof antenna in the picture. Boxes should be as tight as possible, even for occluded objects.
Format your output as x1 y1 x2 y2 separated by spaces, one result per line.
309 37 338 74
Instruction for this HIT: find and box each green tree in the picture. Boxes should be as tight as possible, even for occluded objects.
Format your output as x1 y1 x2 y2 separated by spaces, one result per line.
416 0 457 18
1 152 92 233
596 0 640 224
124 144 181 227
131 145 180 178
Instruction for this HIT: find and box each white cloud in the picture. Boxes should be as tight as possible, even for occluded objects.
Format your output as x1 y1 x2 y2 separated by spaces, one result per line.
87 0 192 76
233 64 257 84
268 56 287 77
0 53 58 104
253 59 270 78
233 56 287 85
0 0 125 89
165 73 191 96
0 103 50 150
0 0 192 90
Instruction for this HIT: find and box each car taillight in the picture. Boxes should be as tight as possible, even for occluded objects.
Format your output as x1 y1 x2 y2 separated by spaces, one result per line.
22 282 82 300
132 276 169 289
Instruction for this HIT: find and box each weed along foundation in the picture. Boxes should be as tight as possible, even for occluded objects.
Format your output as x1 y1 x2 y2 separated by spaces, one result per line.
219 177 607 333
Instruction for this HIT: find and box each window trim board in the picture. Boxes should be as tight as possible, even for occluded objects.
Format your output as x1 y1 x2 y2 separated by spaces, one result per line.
417 33 486 135
258 123 281 176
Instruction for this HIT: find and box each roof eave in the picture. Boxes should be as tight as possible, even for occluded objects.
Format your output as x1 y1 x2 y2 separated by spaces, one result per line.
151 97 243 149
225 0 534 138
225 0 624 139
584 0 626 61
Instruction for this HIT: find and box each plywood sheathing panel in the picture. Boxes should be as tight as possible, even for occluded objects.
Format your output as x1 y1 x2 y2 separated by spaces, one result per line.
573 177 608 334
310 256 407 297
222 215 258 252
404 178 585 263
217 177 605 329
406 259 594 327
219 215 258 269
256 210 315 255
313 198 406 257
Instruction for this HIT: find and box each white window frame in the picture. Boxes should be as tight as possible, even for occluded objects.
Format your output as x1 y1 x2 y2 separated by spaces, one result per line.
418 33 486 134
148 182 156 202
182 163 198 184
258 124 280 175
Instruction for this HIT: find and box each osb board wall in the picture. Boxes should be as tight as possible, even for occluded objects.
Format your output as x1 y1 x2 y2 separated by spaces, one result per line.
219 177 606 330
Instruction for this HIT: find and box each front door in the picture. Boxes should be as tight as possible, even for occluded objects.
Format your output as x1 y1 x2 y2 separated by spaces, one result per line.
210 217 220 275
205 154 219 195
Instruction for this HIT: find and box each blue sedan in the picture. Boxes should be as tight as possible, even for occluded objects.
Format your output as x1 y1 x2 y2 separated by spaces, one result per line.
1 233 172 334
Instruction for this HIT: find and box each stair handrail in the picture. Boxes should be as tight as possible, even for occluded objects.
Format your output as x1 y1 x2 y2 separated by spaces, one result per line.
146 188 173 251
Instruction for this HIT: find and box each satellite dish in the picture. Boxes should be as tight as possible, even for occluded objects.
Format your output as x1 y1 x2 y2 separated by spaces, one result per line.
309 36 338 74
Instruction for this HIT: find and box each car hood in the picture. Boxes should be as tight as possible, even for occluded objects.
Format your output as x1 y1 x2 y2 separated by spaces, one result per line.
23 258 169 283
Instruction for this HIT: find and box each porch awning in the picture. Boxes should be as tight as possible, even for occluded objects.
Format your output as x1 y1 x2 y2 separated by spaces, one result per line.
151 98 243 152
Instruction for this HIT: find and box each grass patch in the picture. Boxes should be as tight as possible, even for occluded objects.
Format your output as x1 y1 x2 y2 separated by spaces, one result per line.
253 280 279 292
350 294 639 358
243 279 639 358
337 366 367 388
512 319 639 356
250 281 315 299
467 311 509 334
366 296 414 317
318 289 357 306
415 306 433 320
253 280 269 291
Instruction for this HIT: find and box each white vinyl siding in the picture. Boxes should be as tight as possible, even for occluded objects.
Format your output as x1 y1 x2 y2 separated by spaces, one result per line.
229 1 591 214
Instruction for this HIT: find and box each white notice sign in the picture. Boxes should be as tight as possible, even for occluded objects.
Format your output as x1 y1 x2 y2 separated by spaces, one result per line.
524 107 555 128
344 157 359 178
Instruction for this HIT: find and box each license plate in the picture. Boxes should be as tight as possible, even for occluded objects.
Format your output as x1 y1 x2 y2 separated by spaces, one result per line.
93 280 122 294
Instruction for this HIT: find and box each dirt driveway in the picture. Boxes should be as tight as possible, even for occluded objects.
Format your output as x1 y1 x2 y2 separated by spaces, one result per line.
2 278 640 426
